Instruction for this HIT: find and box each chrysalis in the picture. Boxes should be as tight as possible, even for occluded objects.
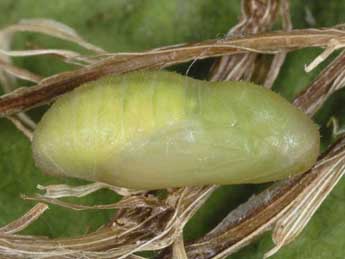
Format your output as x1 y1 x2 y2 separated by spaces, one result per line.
32 71 320 190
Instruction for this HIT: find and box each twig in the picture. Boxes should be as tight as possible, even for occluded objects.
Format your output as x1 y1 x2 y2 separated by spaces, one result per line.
1 27 345 116
0 203 48 234
178 48 345 259
209 0 280 82
293 50 345 116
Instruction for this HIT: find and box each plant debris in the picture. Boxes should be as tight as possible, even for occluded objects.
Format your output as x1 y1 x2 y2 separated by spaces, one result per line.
1 1 345 258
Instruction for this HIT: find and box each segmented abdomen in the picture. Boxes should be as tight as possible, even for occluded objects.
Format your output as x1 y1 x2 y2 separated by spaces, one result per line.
32 71 320 189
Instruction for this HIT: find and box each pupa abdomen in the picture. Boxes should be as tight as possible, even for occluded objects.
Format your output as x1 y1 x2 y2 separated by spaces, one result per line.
32 71 320 189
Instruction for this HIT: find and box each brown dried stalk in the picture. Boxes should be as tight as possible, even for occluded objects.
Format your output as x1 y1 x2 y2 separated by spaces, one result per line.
0 203 48 234
265 144 345 258
35 182 145 198
6 115 34 140
172 235 188 259
1 6 345 259
264 0 292 88
1 27 345 116
176 45 345 259
209 0 280 81
159 4 345 258
0 18 113 140
209 0 291 88
0 186 216 258
2 19 106 54
293 50 345 116
0 59 42 83
0 24 39 140
182 137 345 259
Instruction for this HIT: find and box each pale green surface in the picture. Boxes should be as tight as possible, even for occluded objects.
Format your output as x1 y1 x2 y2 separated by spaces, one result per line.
0 1 345 258
32 71 319 189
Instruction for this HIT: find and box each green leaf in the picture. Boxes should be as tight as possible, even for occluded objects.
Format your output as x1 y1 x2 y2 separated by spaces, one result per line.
0 1 345 258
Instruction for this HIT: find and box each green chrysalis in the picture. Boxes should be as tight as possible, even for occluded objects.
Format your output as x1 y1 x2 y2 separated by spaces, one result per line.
32 71 320 190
